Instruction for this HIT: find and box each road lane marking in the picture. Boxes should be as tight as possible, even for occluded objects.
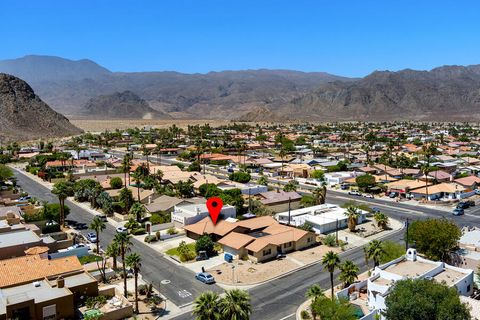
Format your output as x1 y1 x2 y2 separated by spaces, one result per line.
178 290 192 298
278 313 295 320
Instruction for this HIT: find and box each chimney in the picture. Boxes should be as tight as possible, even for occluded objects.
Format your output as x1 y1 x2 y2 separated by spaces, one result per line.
57 276 65 288
148 195 152 204
406 248 417 262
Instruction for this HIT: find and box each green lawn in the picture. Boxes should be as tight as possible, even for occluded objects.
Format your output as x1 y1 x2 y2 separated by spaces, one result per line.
78 254 103 265
166 243 196 257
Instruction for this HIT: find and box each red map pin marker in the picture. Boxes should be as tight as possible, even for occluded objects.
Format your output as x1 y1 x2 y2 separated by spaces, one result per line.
206 197 223 225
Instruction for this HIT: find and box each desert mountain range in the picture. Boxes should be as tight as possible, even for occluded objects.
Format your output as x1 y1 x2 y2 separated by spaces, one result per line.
2 55 480 121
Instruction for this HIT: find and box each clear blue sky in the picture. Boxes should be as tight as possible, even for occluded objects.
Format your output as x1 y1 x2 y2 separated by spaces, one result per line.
1 0 480 77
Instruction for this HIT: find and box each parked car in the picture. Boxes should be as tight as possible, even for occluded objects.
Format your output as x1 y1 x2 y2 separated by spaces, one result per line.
389 192 398 198
195 272 215 284
457 202 470 209
116 226 128 234
196 250 208 261
96 214 108 222
466 200 476 207
67 243 86 250
372 207 381 213
340 184 350 190
363 194 374 199
74 223 88 230
453 208 465 216
86 232 97 243
348 190 362 196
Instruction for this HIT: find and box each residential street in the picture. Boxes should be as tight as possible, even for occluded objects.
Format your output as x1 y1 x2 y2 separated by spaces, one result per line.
13 167 480 320
13 169 223 309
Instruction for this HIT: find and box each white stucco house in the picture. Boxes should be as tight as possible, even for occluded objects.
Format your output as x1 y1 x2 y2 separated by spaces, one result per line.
337 248 474 320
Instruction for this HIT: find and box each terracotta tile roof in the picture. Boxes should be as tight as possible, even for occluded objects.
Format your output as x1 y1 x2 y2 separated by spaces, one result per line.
0 255 82 288
454 176 480 186
245 229 310 252
184 216 277 237
24 246 49 255
218 232 255 250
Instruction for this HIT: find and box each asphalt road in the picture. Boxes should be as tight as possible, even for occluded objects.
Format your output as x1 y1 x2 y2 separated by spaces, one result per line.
108 150 480 319
13 169 222 308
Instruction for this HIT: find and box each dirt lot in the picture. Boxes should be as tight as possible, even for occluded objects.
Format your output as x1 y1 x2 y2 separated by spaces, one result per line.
289 245 343 265
208 258 299 285
70 119 241 132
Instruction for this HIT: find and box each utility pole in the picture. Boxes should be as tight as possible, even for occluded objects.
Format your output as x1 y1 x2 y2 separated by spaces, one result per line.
335 218 339 245
405 218 409 250
287 197 291 226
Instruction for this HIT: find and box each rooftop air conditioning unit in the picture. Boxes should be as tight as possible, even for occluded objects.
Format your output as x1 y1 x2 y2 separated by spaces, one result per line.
33 281 41 287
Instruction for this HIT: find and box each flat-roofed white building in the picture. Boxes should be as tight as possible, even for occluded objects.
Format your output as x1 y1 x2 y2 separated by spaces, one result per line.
368 249 472 315
275 203 367 234
336 248 474 319
171 203 236 226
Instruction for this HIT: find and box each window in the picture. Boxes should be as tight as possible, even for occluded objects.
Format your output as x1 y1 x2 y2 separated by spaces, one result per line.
307 237 311 243
263 248 271 256
467 285 471 292
284 242 292 248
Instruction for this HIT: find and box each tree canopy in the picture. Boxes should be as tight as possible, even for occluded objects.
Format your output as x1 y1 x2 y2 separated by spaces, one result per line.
408 218 461 261
383 279 471 320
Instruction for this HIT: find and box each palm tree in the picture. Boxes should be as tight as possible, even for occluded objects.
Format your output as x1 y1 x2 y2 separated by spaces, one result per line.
344 206 360 232
219 289 252 320
322 250 340 300
306 284 324 320
312 184 327 205
126 253 141 313
142 145 151 171
129 202 146 223
130 171 142 201
374 212 389 230
365 240 384 268
121 154 132 188
51 181 73 227
339 260 359 288
114 232 132 298
89 216 106 253
192 291 220 320
106 242 119 270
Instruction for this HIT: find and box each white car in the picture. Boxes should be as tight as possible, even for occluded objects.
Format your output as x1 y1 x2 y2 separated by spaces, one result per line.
363 194 374 199
67 243 86 250
116 226 128 234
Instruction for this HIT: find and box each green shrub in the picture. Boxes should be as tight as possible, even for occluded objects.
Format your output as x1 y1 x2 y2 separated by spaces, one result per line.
150 212 170 224
167 227 178 235
109 177 123 189
229 171 251 183
144 235 157 243
131 228 146 235
301 310 311 320
323 234 337 247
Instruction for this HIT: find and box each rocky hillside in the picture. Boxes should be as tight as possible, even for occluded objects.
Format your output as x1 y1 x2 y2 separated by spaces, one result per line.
0 73 82 142
82 91 171 119
0 56 351 118
287 65 480 121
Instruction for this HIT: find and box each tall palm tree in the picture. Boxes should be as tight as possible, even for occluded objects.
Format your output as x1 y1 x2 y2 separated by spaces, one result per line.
114 232 132 297
374 212 389 230
126 253 141 313
106 242 119 270
89 216 106 253
366 240 384 268
219 289 252 320
129 202 146 223
192 291 220 320
339 260 359 288
142 145 151 171
130 171 142 201
322 250 340 300
306 284 324 320
121 154 132 188
344 206 360 232
51 181 73 227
